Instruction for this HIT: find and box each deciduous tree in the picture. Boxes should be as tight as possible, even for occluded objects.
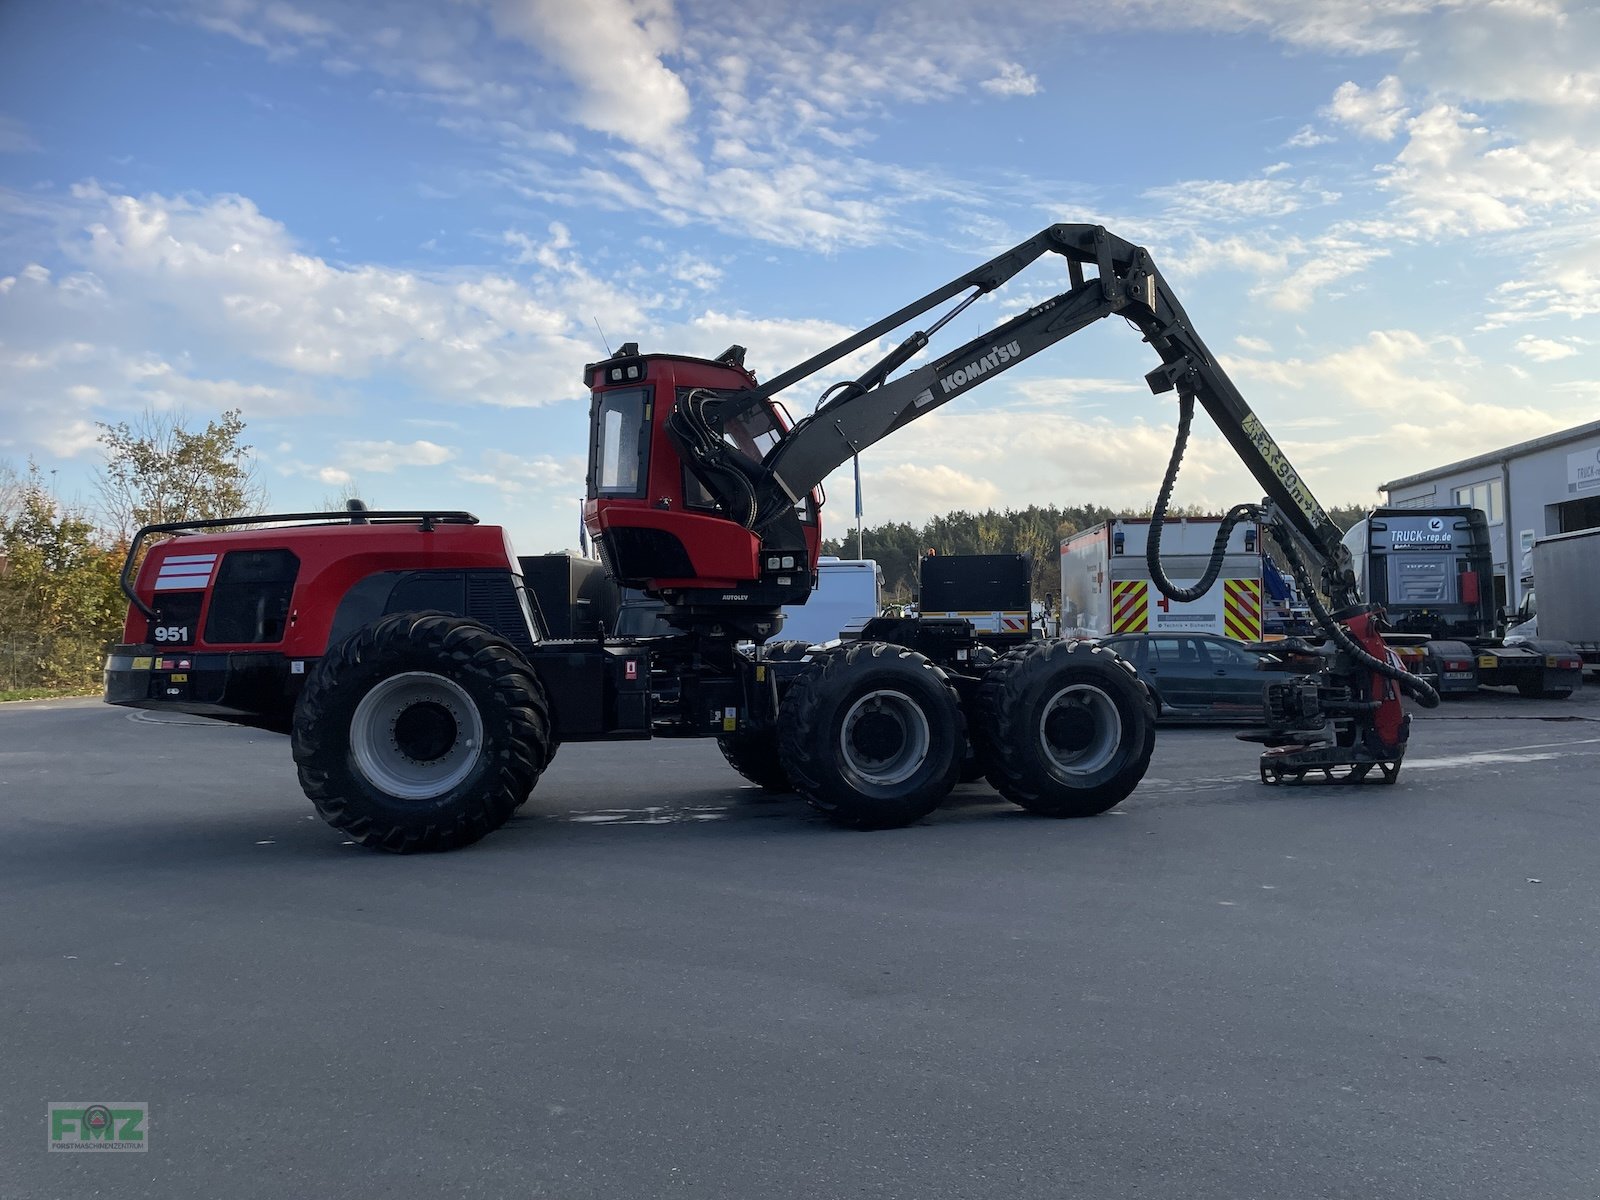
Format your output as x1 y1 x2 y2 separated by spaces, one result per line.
0 464 124 690
96 408 268 539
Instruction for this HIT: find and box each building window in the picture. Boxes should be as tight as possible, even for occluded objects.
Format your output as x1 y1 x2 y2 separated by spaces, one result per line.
1453 479 1503 525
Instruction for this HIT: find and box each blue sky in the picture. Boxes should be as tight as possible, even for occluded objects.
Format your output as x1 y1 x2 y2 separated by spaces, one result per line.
3 0 1598 553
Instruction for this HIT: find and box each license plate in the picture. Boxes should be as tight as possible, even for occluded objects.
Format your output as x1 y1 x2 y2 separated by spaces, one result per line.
1445 672 1474 680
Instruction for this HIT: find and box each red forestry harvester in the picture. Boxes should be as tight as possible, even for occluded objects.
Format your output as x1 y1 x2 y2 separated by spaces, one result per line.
105 224 1438 851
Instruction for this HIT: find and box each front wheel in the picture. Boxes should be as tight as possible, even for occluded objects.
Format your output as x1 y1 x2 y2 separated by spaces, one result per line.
977 640 1156 818
778 642 963 829
292 611 554 852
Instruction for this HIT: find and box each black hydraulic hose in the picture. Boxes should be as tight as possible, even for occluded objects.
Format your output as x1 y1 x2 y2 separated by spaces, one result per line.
1145 389 1261 603
1273 524 1441 709
669 388 759 529
1144 386 1437 708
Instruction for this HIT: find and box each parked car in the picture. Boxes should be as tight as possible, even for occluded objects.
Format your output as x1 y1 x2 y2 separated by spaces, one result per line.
1095 632 1275 722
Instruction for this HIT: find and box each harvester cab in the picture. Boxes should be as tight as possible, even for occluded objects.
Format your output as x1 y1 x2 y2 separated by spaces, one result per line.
581 342 820 642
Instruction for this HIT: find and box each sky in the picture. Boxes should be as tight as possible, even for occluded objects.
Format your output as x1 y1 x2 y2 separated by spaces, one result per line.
2 0 1598 554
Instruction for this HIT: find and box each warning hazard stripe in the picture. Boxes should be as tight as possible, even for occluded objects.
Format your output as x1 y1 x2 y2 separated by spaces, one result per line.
1111 579 1148 633
1223 577 1262 642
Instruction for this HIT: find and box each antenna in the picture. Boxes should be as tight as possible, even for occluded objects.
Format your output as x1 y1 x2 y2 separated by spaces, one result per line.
592 317 613 357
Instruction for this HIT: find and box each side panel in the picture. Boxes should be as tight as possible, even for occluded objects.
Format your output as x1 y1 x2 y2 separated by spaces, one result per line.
1060 526 1110 636
1063 519 1263 639
526 642 653 740
1531 529 1600 643
920 554 1031 636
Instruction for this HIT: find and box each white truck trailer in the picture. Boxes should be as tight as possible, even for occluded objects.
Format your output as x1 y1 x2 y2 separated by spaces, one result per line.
1060 517 1267 642
1516 527 1600 676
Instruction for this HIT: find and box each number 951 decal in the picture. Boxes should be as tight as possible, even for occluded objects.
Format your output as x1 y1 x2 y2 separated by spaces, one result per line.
152 626 191 644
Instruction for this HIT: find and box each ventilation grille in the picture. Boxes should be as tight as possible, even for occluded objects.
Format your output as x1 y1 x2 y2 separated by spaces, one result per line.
467 572 536 656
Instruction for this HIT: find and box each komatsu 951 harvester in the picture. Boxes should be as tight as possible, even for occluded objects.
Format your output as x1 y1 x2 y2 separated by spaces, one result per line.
105 224 1439 851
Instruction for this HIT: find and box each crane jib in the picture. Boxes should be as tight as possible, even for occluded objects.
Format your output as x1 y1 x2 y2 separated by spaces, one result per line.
1240 412 1324 527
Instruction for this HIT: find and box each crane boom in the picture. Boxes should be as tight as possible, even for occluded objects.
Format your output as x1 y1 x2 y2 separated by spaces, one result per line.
686 224 1353 603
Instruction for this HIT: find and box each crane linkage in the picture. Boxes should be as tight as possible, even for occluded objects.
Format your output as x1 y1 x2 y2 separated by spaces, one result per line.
598 222 1438 782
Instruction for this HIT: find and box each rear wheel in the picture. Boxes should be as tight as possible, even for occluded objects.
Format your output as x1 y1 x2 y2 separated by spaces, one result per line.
977 640 1155 818
778 642 963 829
716 640 813 792
1523 685 1573 700
292 611 553 852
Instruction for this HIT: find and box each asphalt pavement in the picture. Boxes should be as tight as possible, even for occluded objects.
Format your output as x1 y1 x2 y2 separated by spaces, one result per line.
3 686 1599 1199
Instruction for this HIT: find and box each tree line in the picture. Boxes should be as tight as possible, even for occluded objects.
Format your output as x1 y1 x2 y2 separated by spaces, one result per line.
821 501 1374 602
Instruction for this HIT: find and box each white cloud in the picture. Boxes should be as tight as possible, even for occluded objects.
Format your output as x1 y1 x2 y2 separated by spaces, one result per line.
1379 103 1600 238
1143 177 1324 225
262 2 335 37
1167 228 1389 312
46 184 604 408
869 463 1001 515
1513 334 1581 362
1326 75 1408 141
1220 328 1585 482
456 449 584 498
981 63 1039 97
684 310 889 388
339 439 456 471
39 418 100 457
1284 125 1333 149
488 0 690 147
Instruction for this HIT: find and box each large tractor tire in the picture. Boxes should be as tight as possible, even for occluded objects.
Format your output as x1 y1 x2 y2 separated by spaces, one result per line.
778 642 963 830
292 611 554 853
977 639 1155 819
716 640 813 793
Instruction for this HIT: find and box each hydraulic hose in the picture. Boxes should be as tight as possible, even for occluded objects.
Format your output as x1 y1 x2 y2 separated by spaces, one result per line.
667 388 759 529
1146 387 1439 709
1145 389 1261 603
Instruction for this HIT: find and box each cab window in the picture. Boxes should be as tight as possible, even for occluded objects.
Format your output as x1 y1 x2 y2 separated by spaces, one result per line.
590 387 650 497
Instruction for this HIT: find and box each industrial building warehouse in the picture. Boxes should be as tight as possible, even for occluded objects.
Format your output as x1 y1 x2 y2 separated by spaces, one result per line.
1381 419 1600 612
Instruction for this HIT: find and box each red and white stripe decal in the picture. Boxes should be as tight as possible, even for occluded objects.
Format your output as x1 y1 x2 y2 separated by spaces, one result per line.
153 553 219 591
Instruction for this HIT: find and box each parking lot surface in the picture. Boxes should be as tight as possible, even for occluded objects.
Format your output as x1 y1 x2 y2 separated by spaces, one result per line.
3 687 1599 1199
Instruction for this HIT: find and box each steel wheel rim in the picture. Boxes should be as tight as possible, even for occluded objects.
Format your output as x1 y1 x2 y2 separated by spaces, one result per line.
350 671 485 799
1038 684 1122 777
840 688 931 787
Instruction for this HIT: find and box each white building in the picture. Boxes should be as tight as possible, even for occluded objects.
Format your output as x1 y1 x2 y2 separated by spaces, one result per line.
1381 418 1600 612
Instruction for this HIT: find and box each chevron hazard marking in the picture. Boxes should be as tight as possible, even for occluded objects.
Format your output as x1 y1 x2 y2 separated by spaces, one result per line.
1111 579 1148 633
1223 577 1262 641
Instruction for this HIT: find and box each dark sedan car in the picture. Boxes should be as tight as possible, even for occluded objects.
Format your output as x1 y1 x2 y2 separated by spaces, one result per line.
1096 632 1276 722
